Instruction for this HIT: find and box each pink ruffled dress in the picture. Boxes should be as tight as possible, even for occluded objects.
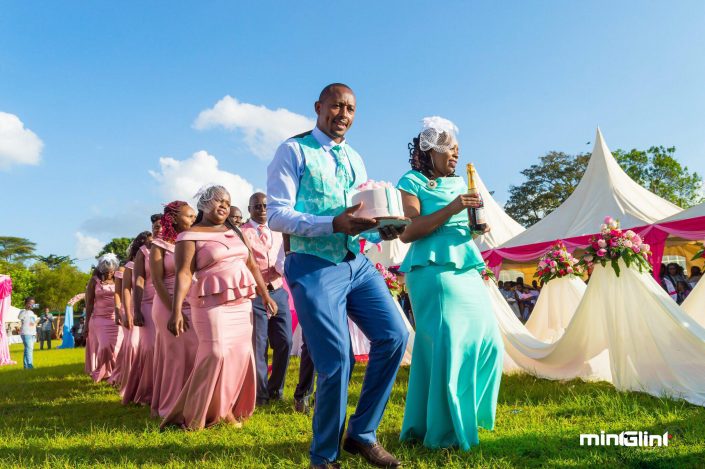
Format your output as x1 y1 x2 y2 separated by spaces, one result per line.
151 238 198 418
161 229 257 430
88 278 124 382
117 262 141 398
107 269 125 387
122 247 157 405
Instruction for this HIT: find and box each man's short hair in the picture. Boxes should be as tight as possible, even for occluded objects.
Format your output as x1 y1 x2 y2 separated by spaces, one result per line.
318 83 353 102
150 214 162 223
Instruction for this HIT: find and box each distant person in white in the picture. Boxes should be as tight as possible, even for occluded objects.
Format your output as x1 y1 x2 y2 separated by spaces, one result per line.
18 297 38 369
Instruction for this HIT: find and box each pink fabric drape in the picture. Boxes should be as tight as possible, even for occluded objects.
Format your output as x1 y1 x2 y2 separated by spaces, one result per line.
0 275 17 366
482 216 705 279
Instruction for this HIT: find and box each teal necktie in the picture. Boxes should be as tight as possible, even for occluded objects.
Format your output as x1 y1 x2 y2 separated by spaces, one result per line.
330 145 352 189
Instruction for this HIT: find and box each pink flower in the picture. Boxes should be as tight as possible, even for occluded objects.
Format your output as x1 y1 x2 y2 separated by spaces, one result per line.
597 249 607 257
610 229 621 237
567 267 574 274
604 216 614 225
625 230 636 239
642 243 650 252
633 235 642 245
597 239 607 248
624 240 633 248
632 246 641 253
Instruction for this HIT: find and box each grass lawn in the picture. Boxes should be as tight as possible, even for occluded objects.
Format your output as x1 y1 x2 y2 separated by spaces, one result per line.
1 344 705 468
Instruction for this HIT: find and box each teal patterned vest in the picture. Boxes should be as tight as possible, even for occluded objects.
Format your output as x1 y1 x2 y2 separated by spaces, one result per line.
290 132 367 263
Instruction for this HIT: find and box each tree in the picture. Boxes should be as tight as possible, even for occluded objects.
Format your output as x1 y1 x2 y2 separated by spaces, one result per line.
613 146 703 209
0 237 37 264
0 261 37 308
504 152 589 226
32 262 91 311
36 254 74 269
505 146 703 227
97 237 133 264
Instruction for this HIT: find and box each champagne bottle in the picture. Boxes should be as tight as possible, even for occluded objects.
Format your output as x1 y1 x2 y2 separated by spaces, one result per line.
466 163 487 233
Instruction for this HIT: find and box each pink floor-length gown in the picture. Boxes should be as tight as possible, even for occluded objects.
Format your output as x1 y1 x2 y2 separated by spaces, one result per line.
115 262 141 398
122 247 157 405
107 269 125 387
88 278 124 382
151 238 198 418
161 229 257 430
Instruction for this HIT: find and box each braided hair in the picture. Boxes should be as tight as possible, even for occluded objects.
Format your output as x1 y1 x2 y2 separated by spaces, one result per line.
159 200 188 243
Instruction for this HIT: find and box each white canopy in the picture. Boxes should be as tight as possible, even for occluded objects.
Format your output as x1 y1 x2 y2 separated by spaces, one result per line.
3 305 21 324
659 201 705 223
501 128 682 248
474 169 525 252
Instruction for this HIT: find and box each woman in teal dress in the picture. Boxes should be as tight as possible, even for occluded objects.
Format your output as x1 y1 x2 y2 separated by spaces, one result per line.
397 117 503 450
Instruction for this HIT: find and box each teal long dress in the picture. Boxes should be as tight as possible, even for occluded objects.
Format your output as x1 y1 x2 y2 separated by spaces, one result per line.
397 170 503 450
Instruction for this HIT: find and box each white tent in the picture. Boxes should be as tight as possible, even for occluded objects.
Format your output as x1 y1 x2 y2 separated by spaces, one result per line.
660 201 705 223
501 128 682 248
474 169 525 252
2 305 21 324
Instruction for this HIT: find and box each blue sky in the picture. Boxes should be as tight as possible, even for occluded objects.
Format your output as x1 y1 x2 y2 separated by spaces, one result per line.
1 1 704 270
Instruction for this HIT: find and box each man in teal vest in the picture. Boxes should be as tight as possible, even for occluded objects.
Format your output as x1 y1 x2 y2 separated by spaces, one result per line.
268 83 409 469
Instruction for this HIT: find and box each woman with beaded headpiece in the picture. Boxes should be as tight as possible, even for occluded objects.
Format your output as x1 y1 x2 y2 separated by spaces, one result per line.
397 117 503 450
150 201 198 418
161 185 277 430
84 253 123 382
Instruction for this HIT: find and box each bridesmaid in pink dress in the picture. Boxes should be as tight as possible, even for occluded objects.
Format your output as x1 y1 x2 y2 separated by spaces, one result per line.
123 218 161 406
84 253 124 382
116 232 151 399
150 201 198 418
107 264 126 387
161 185 278 430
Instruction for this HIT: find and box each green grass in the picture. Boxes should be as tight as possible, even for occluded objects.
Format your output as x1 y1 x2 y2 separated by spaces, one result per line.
1 345 705 468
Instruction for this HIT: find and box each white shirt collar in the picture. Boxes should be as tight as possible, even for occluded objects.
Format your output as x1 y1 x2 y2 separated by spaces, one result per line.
248 219 268 229
312 126 346 152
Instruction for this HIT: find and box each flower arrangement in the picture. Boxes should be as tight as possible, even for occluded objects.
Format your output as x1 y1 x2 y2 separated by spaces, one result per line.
480 266 496 283
580 216 651 277
534 241 583 283
375 263 403 297
692 243 704 261
357 180 394 190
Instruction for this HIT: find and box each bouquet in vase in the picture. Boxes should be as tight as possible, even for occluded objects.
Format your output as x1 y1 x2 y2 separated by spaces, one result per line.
374 263 403 297
534 241 583 283
580 216 651 276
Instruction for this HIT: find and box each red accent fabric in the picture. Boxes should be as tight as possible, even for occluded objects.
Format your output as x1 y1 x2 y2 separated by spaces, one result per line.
482 216 705 278
0 276 11 301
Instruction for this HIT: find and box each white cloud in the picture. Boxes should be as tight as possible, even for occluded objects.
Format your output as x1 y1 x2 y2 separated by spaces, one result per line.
75 232 104 260
0 111 44 170
193 95 314 160
149 150 255 211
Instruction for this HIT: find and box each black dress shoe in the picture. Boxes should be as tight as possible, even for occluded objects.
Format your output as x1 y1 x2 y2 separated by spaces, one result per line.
309 463 340 469
343 436 401 468
294 398 310 414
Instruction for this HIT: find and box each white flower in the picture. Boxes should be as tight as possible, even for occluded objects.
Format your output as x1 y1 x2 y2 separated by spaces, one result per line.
597 239 607 248
624 240 633 248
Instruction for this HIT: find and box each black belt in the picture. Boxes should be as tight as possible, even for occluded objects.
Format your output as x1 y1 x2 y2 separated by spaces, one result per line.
267 283 275 292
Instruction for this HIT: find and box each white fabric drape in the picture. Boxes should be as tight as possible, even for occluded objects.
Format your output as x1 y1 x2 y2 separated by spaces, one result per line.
488 260 705 406
524 276 587 342
682 279 705 327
